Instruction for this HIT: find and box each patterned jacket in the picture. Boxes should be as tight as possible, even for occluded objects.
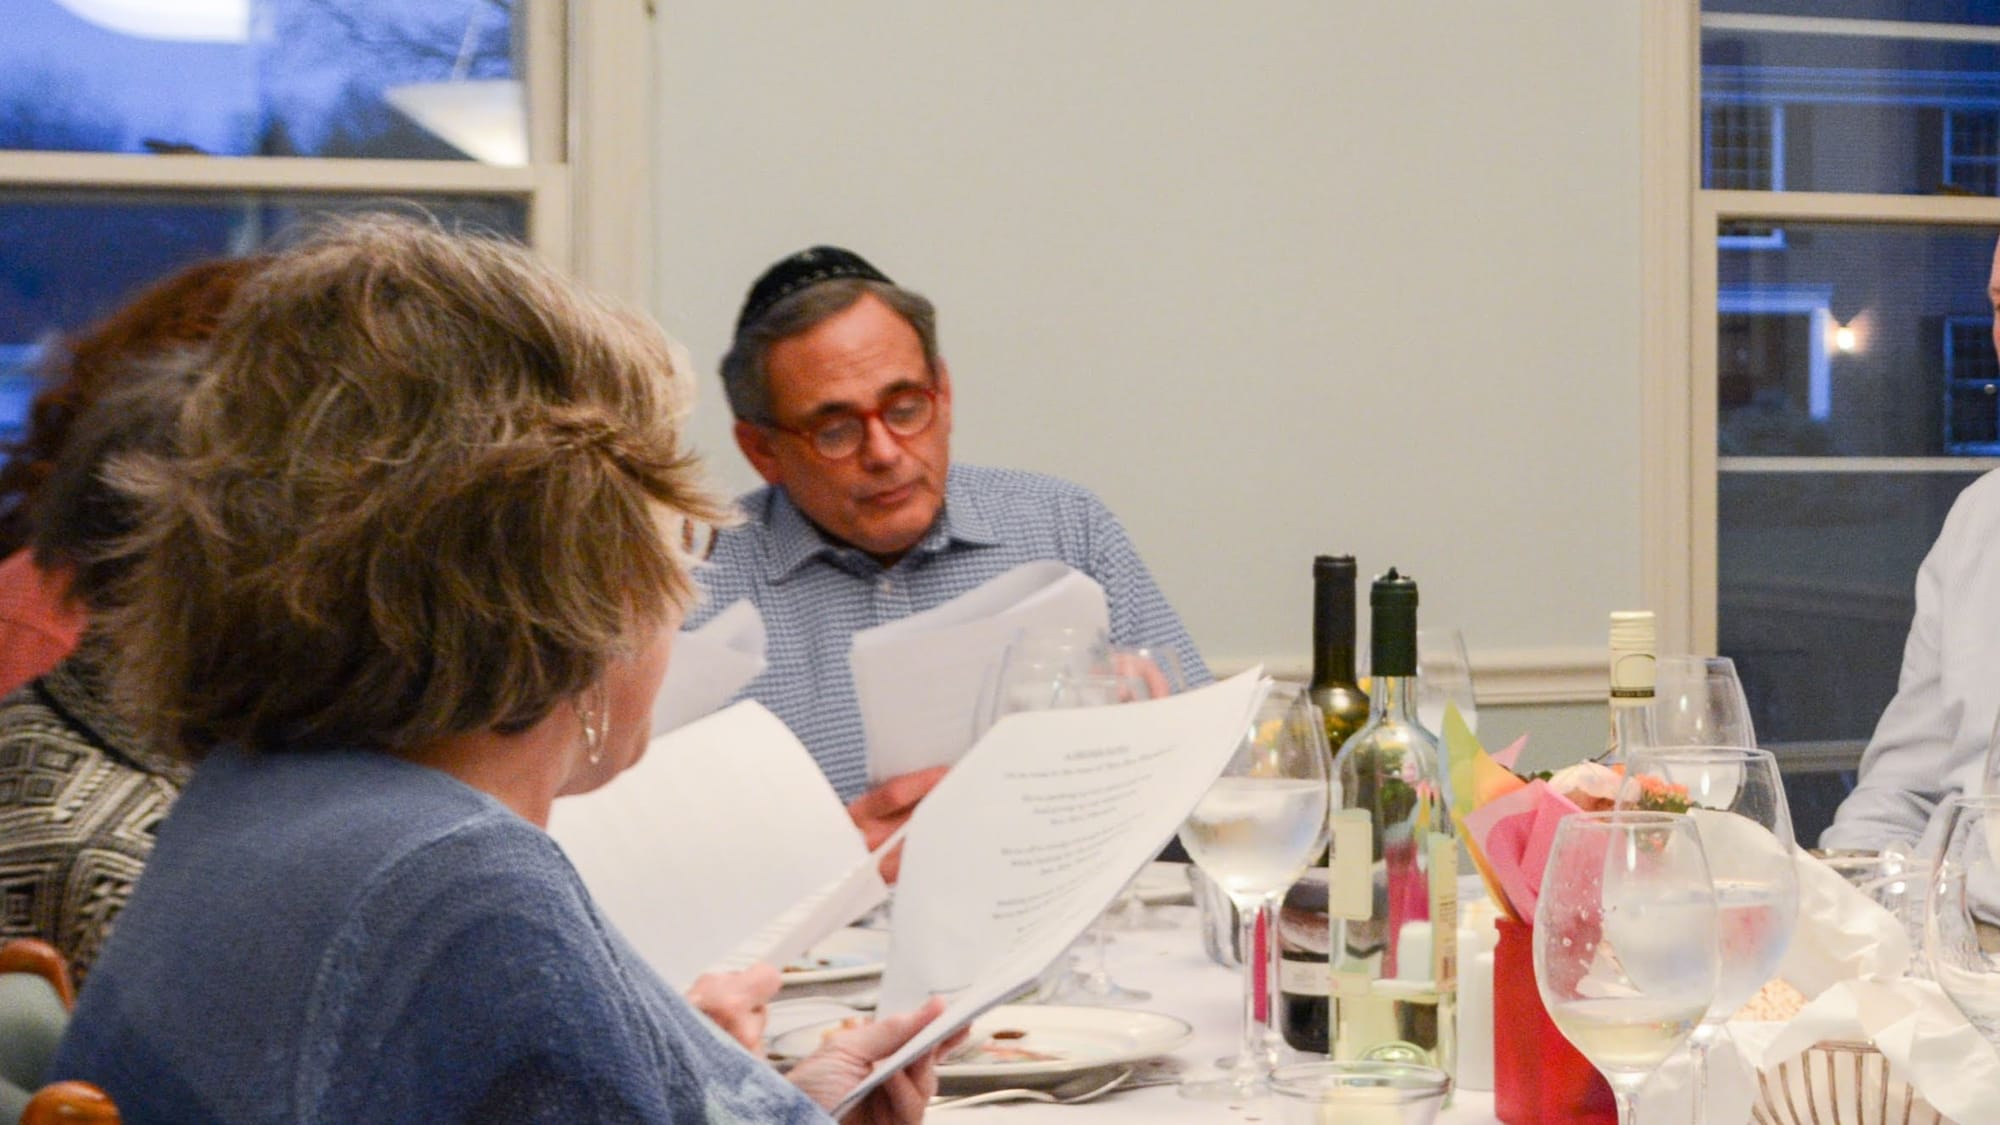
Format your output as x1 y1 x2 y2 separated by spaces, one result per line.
0 641 187 981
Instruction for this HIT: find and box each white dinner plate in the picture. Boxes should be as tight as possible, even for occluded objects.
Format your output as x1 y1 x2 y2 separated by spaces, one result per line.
1130 861 1194 906
768 1004 1193 1087
779 927 890 986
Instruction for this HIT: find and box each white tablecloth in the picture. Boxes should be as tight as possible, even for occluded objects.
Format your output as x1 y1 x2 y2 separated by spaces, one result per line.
941 904 1500 1123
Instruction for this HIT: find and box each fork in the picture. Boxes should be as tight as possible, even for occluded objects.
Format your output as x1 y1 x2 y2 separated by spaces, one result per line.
929 1065 1134 1110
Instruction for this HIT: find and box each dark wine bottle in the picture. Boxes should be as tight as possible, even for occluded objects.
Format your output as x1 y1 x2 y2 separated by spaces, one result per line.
1279 555 1373 1054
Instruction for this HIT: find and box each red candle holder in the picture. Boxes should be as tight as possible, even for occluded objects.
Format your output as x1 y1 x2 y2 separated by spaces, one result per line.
1492 917 1617 1124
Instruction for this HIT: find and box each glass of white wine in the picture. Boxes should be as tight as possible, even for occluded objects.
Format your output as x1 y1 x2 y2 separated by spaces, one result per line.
1176 681 1332 1100
1534 811 1719 1125
1616 747 1797 1124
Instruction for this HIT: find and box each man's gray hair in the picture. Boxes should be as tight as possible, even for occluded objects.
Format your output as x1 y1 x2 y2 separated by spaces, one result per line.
719 279 940 424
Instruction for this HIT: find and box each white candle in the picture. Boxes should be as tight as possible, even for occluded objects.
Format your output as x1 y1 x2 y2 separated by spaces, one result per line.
1457 914 1498 1091
1395 921 1433 982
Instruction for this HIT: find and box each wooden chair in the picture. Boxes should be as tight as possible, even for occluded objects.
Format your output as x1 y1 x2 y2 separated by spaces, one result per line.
20 1082 118 1125
0 940 117 1125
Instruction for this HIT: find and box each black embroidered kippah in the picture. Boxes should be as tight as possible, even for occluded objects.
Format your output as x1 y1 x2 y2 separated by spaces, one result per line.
734 246 892 335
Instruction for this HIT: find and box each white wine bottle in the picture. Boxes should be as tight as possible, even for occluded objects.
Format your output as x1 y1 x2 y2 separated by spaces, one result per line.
1327 569 1456 1077
1603 610 1658 765
1280 555 1371 1054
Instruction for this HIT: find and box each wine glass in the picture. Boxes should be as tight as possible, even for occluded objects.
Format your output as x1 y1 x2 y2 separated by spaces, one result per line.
1534 811 1720 1125
1176 681 1332 1100
1360 626 1477 735
1650 656 1756 748
1980 706 2000 799
1038 669 1157 1005
971 624 1111 742
1617 747 1798 1124
978 628 1161 1003
1417 627 1477 737
1103 643 1191 932
1923 793 2000 1050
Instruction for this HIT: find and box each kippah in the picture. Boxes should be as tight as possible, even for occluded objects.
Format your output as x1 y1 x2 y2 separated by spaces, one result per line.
734 246 892 335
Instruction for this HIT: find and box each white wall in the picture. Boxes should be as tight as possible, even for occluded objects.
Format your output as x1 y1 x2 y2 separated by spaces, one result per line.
653 2 1643 693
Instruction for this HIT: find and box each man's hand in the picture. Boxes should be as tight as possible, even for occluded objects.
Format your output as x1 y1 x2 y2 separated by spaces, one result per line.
685 963 781 1052
846 766 950 882
785 997 970 1124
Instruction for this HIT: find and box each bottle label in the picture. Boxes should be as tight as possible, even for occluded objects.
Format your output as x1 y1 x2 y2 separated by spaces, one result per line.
1328 809 1374 921
1429 834 1459 992
1609 651 1656 695
1279 957 1331 996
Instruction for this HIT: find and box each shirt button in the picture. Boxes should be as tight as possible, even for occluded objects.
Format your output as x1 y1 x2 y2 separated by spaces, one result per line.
877 577 893 593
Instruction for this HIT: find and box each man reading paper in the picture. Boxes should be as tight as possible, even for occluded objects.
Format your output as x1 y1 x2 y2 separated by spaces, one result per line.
689 246 1208 860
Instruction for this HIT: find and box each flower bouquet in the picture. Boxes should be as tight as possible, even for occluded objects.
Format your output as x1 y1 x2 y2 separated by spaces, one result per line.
1437 708 1688 1125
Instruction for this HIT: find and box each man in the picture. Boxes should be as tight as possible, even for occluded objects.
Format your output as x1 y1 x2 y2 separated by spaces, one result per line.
1821 235 2000 852
689 246 1209 857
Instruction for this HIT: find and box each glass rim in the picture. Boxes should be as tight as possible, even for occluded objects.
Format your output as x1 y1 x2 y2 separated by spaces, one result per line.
1624 744 1773 761
1652 654 1739 667
1268 1059 1450 1099
1563 809 1692 826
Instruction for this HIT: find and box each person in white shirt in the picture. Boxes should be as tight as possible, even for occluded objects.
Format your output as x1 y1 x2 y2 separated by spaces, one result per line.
1821 237 2000 853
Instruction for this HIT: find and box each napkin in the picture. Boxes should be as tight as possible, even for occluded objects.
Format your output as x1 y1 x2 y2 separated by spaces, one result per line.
1739 978 2000 1123
1460 779 1581 921
1775 848 1910 996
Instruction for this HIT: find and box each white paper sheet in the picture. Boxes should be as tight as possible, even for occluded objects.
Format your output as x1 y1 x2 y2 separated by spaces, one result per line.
650 599 766 735
850 560 1109 786
548 701 884 989
832 669 1268 1116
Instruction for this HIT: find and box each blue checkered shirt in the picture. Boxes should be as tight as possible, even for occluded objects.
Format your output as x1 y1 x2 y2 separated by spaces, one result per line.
686 464 1210 801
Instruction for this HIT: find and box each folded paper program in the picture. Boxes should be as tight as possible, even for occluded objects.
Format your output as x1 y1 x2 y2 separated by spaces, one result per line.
836 669 1269 1116
850 560 1110 785
651 599 766 735
551 701 888 989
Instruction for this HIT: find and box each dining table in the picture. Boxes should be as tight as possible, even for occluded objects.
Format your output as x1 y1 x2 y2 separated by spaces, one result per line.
918 895 1500 1123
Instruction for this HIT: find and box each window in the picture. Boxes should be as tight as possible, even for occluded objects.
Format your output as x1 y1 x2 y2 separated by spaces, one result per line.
1706 103 1782 191
1706 103 1787 247
1650 3 2000 844
0 0 652 508
1946 109 2000 196
0 345 40 447
1944 315 2000 451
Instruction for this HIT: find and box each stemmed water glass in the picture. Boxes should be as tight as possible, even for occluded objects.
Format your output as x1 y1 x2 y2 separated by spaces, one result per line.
1650 656 1756 748
1534 812 1720 1125
1924 793 2000 1050
1616 747 1798 1124
1176 681 1332 1100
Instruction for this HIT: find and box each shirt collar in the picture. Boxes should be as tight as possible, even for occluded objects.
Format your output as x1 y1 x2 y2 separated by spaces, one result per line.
761 467 1002 582
37 632 191 783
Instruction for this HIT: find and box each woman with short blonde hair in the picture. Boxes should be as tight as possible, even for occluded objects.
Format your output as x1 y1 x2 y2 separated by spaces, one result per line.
52 216 951 1124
